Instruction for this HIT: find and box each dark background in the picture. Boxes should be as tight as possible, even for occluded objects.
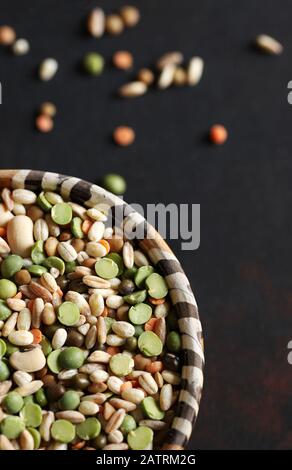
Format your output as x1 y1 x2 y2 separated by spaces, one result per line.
1 0 292 450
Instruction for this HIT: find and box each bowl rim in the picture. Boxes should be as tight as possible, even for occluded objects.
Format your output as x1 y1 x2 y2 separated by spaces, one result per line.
0 169 204 450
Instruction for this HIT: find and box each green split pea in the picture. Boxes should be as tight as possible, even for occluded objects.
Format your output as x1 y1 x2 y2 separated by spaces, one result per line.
110 353 134 376
142 397 165 420
58 301 80 326
129 303 152 325
76 417 101 440
0 279 17 300
20 402 42 427
0 416 25 439
138 331 163 357
127 426 153 450
51 203 73 225
1 255 23 278
95 258 119 279
51 419 76 443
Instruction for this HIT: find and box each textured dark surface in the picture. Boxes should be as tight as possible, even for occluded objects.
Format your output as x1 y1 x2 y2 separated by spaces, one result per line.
0 0 292 450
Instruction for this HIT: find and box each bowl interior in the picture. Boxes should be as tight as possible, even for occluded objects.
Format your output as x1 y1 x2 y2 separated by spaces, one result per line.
0 169 204 449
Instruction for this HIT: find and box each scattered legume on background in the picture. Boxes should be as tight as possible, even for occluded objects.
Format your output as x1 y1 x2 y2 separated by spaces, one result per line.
39 58 58 81
112 50 134 70
83 52 105 76
113 126 135 147
101 174 127 195
0 25 16 45
209 124 228 145
35 114 54 133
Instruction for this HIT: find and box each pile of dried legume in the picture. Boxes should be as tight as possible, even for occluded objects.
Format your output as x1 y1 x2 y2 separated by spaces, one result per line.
0 188 182 450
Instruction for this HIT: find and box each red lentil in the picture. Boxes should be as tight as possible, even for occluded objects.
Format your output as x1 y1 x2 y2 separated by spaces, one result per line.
113 126 135 147
112 51 133 70
0 25 16 45
209 124 228 145
35 114 54 133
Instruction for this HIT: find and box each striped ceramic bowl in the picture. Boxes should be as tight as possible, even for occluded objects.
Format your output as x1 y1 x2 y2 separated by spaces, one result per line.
0 169 204 450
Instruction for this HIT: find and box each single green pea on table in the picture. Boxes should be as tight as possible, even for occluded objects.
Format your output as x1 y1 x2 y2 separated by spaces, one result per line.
83 52 105 76
0 187 183 451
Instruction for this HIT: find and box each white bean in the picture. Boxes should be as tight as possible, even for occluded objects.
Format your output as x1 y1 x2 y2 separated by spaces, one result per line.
8 330 34 346
112 321 135 338
160 384 173 411
122 241 134 268
108 429 123 444
14 380 43 396
78 401 99 415
86 242 107 257
10 348 46 373
134 250 149 267
107 376 123 394
89 293 104 317
106 295 124 309
12 189 37 205
39 58 58 81
90 369 109 383
121 388 145 404
87 221 105 242
106 334 126 347
52 328 67 349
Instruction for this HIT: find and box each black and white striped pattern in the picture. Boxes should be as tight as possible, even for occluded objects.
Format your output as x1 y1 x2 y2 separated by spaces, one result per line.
2 169 204 449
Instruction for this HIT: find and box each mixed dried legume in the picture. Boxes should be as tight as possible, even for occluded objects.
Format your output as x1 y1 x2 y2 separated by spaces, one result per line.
209 124 228 145
0 188 182 450
113 126 135 147
83 52 105 76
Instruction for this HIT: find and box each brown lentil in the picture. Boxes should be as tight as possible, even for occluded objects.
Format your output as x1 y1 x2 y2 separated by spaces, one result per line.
107 236 124 253
173 67 188 86
14 269 31 286
66 330 84 348
59 231 72 242
27 205 44 221
35 367 48 379
106 14 124 36
71 238 85 252
88 382 107 393
0 25 16 45
73 374 90 391
82 257 96 269
154 317 166 344
120 5 140 27
42 303 56 325
40 102 57 118
137 68 155 86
